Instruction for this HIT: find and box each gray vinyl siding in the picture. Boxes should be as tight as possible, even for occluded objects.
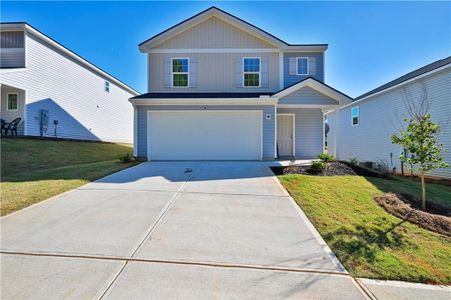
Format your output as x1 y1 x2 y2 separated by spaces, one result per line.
0 31 25 68
0 86 25 135
279 87 338 105
154 17 276 49
332 67 451 178
136 105 276 160
149 52 279 92
278 107 324 158
0 31 135 142
284 52 324 87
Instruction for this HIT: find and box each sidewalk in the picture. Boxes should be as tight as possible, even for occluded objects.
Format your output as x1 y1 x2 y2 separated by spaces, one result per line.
358 278 450 300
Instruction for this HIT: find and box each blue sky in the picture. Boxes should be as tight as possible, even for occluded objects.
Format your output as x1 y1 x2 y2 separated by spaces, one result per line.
1 1 450 96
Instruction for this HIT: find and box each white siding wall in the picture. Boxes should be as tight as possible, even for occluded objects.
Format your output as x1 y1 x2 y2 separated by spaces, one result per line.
0 31 135 142
333 68 451 178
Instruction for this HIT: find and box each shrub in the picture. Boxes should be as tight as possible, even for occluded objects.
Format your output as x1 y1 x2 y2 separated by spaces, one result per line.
119 153 133 163
318 153 335 163
348 157 359 166
310 161 327 173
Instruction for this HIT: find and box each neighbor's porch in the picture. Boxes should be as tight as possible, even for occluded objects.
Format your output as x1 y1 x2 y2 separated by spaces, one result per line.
1 84 25 136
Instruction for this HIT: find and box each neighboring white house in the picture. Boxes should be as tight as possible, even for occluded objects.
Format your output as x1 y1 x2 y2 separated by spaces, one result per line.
131 7 352 160
327 57 451 178
0 22 138 142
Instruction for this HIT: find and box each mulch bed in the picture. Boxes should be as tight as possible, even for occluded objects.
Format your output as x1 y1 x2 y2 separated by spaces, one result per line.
271 161 387 177
373 192 451 236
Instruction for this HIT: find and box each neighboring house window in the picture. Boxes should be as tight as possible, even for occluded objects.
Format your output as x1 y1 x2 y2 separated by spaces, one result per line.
172 58 189 87
243 57 260 87
351 106 359 126
297 57 309 75
7 93 18 111
105 81 110 93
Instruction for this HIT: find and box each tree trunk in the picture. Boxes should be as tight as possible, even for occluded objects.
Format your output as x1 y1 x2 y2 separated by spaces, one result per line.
420 171 426 210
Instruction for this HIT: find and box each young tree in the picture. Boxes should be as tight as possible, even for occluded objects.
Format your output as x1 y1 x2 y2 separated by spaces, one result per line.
391 113 448 210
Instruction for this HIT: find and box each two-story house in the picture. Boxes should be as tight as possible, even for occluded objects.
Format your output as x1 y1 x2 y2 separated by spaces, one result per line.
0 22 138 142
131 7 352 160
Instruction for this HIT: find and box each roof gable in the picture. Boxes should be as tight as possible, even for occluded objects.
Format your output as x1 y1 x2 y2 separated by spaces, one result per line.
139 7 285 51
153 16 276 49
273 77 353 106
279 86 339 105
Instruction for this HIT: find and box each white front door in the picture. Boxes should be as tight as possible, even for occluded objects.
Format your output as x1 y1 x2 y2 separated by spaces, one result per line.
147 111 262 160
277 114 294 157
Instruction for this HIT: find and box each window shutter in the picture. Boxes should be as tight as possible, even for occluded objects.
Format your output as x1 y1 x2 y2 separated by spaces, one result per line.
189 58 197 88
289 57 297 75
234 57 243 87
163 58 171 88
309 57 317 76
261 57 269 87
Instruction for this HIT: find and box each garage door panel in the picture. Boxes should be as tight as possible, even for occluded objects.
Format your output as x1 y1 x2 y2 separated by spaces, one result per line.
148 111 262 160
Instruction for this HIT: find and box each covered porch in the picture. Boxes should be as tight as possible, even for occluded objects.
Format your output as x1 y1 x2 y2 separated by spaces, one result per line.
1 84 25 136
273 78 352 159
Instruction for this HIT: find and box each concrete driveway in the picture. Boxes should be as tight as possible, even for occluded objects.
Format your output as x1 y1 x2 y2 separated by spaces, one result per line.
1 162 368 299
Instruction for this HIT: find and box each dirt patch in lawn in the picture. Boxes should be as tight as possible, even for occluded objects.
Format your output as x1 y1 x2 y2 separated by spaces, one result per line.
271 161 387 178
374 192 451 236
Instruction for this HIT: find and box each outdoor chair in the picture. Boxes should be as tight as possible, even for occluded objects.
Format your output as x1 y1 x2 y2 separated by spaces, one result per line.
4 117 21 136
0 119 6 136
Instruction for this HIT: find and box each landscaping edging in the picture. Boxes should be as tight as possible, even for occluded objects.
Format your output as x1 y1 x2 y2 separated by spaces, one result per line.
373 192 451 236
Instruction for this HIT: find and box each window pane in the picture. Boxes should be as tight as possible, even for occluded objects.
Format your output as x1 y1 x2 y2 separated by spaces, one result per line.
244 73 259 87
297 58 308 75
351 107 359 117
352 117 359 125
8 94 18 110
244 58 260 72
173 74 188 87
172 59 188 72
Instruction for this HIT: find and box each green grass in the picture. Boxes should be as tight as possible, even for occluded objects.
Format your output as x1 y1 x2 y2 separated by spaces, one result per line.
1 138 138 216
278 174 451 284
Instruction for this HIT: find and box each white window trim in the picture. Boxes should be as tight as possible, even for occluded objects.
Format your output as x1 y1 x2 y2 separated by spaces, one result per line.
296 57 309 75
171 57 189 88
6 93 19 111
242 57 261 88
351 106 359 126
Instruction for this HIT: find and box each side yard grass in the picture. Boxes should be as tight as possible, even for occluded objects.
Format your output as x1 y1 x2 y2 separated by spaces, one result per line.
1 138 138 216
278 174 451 285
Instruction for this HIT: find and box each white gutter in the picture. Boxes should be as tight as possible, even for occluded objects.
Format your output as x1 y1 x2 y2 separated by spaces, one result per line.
129 98 278 105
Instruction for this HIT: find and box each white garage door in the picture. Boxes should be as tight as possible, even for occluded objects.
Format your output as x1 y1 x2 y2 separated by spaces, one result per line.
148 111 262 160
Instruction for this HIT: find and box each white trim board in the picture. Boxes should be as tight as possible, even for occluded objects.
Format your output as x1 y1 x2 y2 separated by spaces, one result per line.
130 98 278 105
149 48 279 53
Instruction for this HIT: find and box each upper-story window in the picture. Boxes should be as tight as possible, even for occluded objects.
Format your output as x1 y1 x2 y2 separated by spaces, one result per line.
351 106 359 126
172 58 189 87
7 93 18 111
105 81 110 93
243 57 260 87
296 57 309 75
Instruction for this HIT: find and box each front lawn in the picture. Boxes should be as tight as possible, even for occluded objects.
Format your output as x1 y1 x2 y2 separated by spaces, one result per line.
1 138 138 216
278 174 451 284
